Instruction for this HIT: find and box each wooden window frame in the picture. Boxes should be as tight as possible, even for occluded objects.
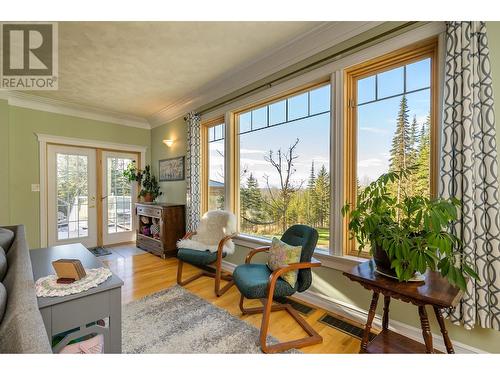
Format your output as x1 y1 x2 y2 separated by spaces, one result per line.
232 79 331 238
343 37 439 257
201 116 225 214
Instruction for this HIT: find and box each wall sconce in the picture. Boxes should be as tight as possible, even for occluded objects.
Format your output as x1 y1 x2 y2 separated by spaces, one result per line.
163 139 174 147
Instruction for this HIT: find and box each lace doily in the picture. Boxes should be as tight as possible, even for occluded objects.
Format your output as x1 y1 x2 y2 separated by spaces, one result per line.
35 267 112 297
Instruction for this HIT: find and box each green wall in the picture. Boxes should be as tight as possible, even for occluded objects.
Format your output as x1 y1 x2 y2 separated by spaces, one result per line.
0 100 10 225
148 22 500 353
151 116 187 205
1 104 151 248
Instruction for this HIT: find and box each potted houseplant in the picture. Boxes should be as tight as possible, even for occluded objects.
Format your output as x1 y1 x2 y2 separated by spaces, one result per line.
123 163 163 203
341 169 478 290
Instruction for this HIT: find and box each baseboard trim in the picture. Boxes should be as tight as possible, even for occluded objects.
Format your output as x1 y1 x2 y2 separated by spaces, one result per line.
221 260 487 354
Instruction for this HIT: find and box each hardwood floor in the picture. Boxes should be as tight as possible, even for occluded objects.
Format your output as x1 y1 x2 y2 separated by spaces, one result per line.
103 249 364 354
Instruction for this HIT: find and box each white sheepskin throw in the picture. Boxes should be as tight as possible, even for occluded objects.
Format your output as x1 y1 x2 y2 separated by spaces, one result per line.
177 210 237 255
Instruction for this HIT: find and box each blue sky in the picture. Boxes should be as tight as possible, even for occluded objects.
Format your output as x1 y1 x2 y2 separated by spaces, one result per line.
209 58 431 189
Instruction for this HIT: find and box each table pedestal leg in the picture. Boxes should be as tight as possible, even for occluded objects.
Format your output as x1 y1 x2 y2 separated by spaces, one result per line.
433 306 455 353
360 292 379 353
418 305 433 353
382 295 390 330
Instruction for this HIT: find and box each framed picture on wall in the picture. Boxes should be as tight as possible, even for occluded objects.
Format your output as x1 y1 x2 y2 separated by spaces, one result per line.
159 156 185 182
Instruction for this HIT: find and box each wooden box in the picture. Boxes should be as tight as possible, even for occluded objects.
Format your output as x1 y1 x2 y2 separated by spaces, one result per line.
52 259 86 280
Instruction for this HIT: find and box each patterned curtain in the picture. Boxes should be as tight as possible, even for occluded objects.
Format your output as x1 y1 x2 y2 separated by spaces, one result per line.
185 111 201 232
440 21 500 330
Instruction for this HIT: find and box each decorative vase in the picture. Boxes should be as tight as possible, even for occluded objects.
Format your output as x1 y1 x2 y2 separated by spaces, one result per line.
373 245 397 277
143 193 154 202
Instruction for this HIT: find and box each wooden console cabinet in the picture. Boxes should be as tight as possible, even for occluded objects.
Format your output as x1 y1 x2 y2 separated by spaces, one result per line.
135 203 185 258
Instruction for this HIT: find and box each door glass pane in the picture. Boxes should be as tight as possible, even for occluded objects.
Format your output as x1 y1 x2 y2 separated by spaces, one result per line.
56 153 89 240
107 157 134 234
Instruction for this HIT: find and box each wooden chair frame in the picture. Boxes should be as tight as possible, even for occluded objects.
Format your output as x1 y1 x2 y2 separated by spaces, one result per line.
176 231 236 297
238 246 323 353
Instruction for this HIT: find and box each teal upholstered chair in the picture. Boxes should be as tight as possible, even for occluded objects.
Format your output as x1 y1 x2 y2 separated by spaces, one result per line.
232 224 322 353
176 211 236 297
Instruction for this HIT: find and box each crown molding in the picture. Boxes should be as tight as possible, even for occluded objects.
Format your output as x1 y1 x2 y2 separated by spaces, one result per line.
148 21 383 127
0 91 151 129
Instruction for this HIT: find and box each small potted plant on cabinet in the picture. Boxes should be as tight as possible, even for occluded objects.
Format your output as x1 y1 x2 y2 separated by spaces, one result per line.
341 169 478 290
124 163 162 203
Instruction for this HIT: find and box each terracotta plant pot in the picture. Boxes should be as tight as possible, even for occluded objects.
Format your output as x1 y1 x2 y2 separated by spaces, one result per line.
372 245 397 277
143 193 154 202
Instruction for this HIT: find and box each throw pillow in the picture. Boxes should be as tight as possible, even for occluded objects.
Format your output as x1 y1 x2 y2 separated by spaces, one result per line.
267 237 302 288
0 282 6 323
0 247 6 281
0 228 14 252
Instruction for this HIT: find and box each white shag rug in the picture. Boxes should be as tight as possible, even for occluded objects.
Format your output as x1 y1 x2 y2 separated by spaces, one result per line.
122 285 300 354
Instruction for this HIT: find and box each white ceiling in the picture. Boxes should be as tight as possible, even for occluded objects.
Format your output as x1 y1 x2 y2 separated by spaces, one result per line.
6 21 381 128
31 22 321 116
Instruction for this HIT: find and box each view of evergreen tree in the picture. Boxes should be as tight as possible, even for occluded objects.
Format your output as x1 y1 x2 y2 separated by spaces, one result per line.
314 165 330 228
414 115 431 196
240 173 267 231
384 95 430 200
389 95 411 172
388 95 412 202
306 161 317 225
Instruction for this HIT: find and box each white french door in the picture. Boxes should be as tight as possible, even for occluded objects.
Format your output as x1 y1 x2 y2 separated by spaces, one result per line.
101 151 138 245
47 145 98 248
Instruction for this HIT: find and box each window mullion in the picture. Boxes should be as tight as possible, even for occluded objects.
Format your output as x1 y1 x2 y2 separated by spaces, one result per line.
332 70 343 257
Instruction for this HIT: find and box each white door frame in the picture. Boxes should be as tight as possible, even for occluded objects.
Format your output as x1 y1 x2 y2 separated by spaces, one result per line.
101 150 139 246
37 133 147 248
47 145 98 248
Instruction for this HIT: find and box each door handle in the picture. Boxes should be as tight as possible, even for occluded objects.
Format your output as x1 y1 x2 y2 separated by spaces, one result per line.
101 195 108 201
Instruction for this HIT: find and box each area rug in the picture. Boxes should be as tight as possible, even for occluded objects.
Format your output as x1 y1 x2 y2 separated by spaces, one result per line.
122 285 300 353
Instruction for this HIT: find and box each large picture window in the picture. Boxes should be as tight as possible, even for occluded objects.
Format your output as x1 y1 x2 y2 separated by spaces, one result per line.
202 118 225 212
200 37 439 259
236 83 331 249
344 38 438 256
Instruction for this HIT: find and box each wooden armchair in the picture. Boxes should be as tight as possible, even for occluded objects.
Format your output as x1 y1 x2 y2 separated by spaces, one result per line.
232 224 323 353
177 231 236 297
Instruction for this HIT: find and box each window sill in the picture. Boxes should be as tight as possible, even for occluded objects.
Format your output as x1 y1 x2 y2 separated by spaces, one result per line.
233 234 365 272
313 251 364 273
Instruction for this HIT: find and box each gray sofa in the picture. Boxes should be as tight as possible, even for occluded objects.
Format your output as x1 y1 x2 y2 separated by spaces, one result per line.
0 225 52 353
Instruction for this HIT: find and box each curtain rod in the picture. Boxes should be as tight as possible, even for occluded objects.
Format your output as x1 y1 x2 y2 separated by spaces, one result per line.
196 21 421 117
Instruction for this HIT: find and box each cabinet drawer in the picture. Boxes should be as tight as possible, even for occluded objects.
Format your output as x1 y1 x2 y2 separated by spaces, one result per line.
137 234 164 254
137 206 162 218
